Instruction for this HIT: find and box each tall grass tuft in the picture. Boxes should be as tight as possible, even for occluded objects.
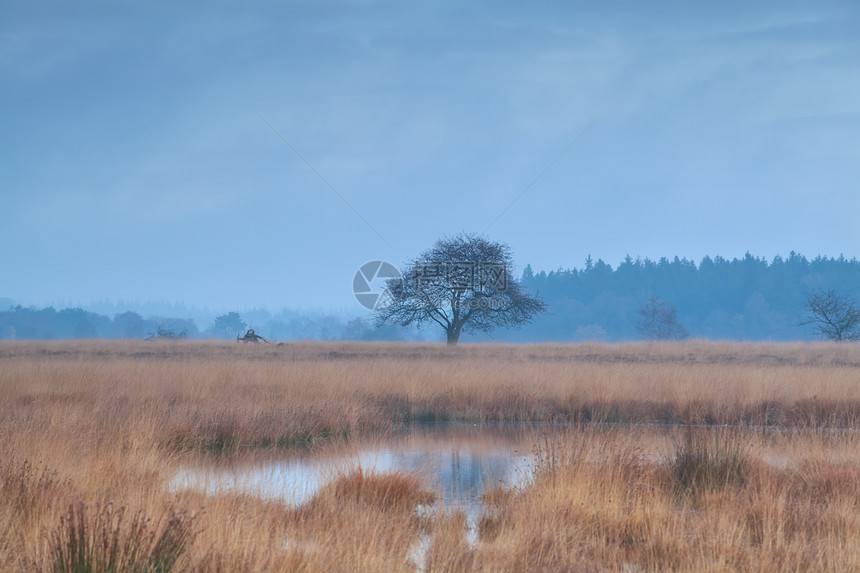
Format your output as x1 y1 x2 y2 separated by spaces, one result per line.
1 459 72 530
668 427 750 494
288 467 435 571
49 501 195 573
310 466 436 513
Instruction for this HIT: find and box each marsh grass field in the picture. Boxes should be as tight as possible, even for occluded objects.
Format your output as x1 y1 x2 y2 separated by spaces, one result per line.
3 340 860 571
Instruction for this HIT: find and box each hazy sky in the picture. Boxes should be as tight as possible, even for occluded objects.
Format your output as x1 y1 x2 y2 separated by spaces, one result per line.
2 1 858 313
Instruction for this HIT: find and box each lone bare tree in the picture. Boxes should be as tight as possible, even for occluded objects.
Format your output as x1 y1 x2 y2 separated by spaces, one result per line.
145 322 188 341
802 289 860 342
637 295 688 341
375 233 546 345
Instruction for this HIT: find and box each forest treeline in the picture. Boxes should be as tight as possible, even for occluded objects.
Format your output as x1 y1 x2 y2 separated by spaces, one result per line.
1 252 858 342
0 305 415 342
500 252 860 342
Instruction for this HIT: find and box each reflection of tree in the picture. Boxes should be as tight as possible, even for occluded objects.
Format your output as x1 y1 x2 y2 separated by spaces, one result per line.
391 450 518 503
449 451 515 500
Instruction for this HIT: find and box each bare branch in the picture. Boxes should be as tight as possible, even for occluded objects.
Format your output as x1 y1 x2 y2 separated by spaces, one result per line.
802 289 860 342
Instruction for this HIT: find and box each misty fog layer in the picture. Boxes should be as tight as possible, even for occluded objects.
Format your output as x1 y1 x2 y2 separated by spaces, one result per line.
2 252 857 342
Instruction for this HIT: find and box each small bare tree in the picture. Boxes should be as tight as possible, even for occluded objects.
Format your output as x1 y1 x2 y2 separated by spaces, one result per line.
637 296 688 341
144 323 188 341
802 289 860 342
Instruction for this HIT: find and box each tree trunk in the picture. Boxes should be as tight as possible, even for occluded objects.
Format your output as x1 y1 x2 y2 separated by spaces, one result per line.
446 327 460 345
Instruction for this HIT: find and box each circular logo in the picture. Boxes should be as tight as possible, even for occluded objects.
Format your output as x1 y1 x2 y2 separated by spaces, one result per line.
353 260 402 310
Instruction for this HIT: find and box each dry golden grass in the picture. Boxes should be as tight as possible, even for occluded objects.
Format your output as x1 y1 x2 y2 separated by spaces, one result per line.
1 339 860 571
469 427 860 572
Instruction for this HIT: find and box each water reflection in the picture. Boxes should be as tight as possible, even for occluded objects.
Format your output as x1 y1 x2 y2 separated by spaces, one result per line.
170 423 537 511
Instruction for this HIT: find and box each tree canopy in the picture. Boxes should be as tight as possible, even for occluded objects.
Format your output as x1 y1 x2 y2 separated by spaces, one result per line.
375 233 546 344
